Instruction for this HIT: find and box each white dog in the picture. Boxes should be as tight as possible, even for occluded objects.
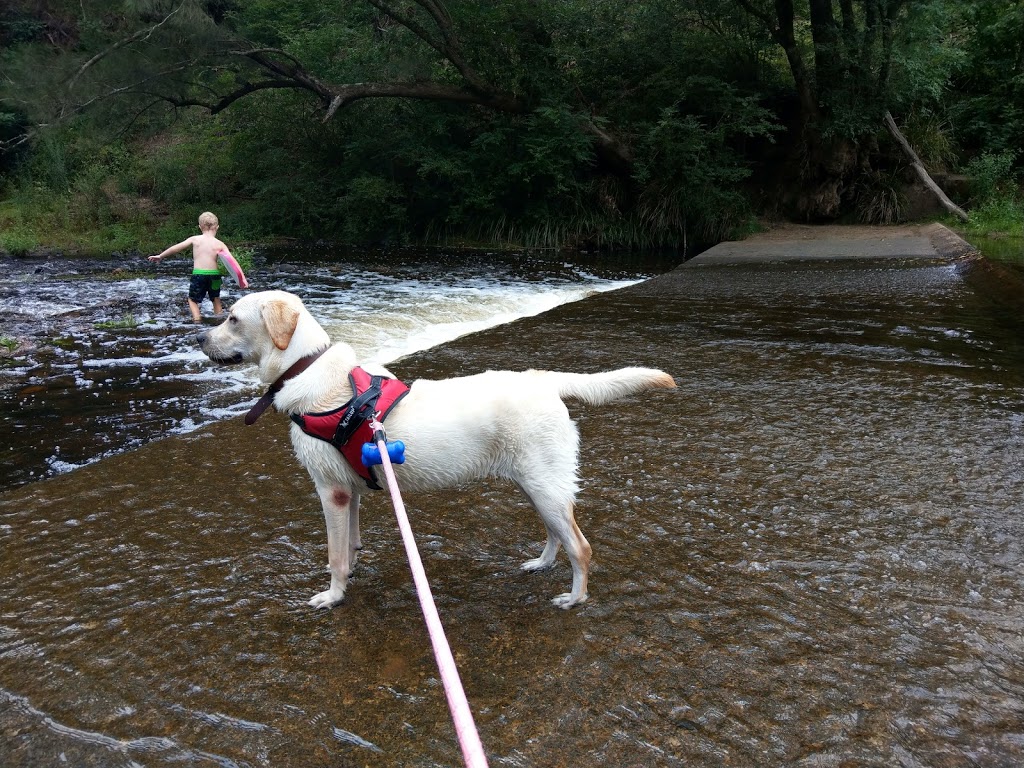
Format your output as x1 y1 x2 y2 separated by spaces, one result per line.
198 290 676 609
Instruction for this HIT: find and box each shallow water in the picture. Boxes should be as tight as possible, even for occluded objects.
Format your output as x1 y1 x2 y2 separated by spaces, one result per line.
0 248 660 490
2 247 1024 767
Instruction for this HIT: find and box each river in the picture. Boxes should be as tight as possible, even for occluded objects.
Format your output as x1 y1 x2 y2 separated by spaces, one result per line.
1 236 1023 767
0 247 669 491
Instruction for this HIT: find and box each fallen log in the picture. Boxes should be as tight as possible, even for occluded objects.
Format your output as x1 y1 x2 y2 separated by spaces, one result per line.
885 110 969 222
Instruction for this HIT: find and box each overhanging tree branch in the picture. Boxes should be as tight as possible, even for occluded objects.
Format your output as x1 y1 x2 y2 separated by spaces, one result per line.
161 79 311 113
8 2 636 175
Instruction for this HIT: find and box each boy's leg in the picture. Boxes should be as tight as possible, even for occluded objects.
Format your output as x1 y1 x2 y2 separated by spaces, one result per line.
210 277 223 316
187 274 206 321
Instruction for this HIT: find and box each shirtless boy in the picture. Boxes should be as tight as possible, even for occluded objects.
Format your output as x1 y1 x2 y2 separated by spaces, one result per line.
149 211 248 322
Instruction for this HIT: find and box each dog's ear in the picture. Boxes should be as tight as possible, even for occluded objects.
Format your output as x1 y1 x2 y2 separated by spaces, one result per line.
262 299 301 351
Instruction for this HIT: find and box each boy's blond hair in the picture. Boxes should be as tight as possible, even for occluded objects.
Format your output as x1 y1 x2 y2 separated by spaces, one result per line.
198 211 219 231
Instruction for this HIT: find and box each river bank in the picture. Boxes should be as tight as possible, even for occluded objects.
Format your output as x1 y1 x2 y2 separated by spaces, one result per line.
3 223 1024 767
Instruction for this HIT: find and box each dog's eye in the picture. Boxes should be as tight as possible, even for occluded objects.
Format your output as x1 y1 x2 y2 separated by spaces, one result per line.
229 315 238 324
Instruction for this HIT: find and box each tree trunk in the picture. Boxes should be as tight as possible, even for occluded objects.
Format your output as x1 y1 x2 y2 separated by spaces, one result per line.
884 111 969 221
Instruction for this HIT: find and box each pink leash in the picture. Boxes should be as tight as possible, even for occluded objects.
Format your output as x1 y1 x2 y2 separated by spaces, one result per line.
369 418 489 768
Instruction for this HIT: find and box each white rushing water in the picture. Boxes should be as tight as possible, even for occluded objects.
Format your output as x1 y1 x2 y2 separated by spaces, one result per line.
159 264 644 422
0 252 656 485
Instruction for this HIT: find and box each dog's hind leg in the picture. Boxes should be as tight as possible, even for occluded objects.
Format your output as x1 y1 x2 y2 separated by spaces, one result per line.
517 482 592 609
309 483 357 609
551 513 592 609
520 523 561 572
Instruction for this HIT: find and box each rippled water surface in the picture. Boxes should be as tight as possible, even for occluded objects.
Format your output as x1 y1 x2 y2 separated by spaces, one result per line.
2 245 1024 767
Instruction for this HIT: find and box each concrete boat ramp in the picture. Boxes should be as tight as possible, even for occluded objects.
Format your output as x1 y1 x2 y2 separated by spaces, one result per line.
684 222 978 266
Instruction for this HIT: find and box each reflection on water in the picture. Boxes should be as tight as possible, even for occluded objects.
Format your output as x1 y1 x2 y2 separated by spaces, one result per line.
3 245 1024 766
970 235 1024 266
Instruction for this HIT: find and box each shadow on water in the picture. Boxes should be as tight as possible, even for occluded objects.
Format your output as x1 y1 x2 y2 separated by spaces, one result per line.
3 246 1024 766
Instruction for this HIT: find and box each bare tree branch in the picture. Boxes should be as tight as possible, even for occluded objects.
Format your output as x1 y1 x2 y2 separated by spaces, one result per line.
67 3 186 90
59 64 194 119
364 0 487 92
161 79 314 113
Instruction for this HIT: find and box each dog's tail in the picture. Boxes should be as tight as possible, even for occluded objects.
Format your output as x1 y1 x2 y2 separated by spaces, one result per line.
546 367 676 406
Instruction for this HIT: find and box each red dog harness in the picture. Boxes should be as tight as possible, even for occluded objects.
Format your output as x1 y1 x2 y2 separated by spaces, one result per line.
290 367 410 490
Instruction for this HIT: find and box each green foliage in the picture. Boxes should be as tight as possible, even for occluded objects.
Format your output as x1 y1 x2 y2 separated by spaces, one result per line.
0 226 38 256
962 195 1024 238
94 314 137 330
966 151 1019 204
634 78 777 243
0 0 1022 250
949 1 1024 163
854 172 908 225
901 110 958 171
337 176 407 243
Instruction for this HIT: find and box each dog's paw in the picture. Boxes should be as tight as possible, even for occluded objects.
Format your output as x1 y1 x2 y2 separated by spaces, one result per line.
308 587 346 609
551 592 587 609
520 557 555 572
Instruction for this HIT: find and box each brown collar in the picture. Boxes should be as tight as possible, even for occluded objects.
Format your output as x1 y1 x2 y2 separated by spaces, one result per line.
245 348 328 425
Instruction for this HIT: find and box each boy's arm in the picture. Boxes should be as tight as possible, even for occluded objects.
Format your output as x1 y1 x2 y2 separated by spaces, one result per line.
148 236 195 262
217 245 250 289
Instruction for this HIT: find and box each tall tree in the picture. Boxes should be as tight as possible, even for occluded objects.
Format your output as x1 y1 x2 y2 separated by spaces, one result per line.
730 0 959 219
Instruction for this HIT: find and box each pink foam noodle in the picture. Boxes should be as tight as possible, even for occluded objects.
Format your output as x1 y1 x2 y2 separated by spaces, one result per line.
217 249 249 289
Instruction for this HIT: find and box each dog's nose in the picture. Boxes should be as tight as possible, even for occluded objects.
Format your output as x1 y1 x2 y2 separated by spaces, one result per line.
196 330 208 346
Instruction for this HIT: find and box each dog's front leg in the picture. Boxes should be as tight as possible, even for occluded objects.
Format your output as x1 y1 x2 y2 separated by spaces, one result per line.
308 483 357 609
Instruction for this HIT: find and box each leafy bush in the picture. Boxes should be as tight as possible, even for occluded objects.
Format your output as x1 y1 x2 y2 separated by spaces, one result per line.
966 150 1019 203
338 176 407 243
902 111 958 171
634 78 777 244
0 227 39 255
962 194 1024 237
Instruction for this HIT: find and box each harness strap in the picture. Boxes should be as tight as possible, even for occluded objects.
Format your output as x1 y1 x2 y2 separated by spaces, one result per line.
290 368 410 490
245 348 328 425
332 375 384 448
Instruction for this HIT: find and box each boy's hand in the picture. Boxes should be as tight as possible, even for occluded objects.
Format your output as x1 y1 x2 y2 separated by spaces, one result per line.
148 255 162 262
240 276 250 289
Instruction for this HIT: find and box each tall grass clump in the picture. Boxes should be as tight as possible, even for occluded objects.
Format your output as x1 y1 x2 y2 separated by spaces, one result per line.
962 150 1022 237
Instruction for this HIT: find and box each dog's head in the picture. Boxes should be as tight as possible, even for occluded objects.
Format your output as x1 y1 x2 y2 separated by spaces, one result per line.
198 290 330 382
